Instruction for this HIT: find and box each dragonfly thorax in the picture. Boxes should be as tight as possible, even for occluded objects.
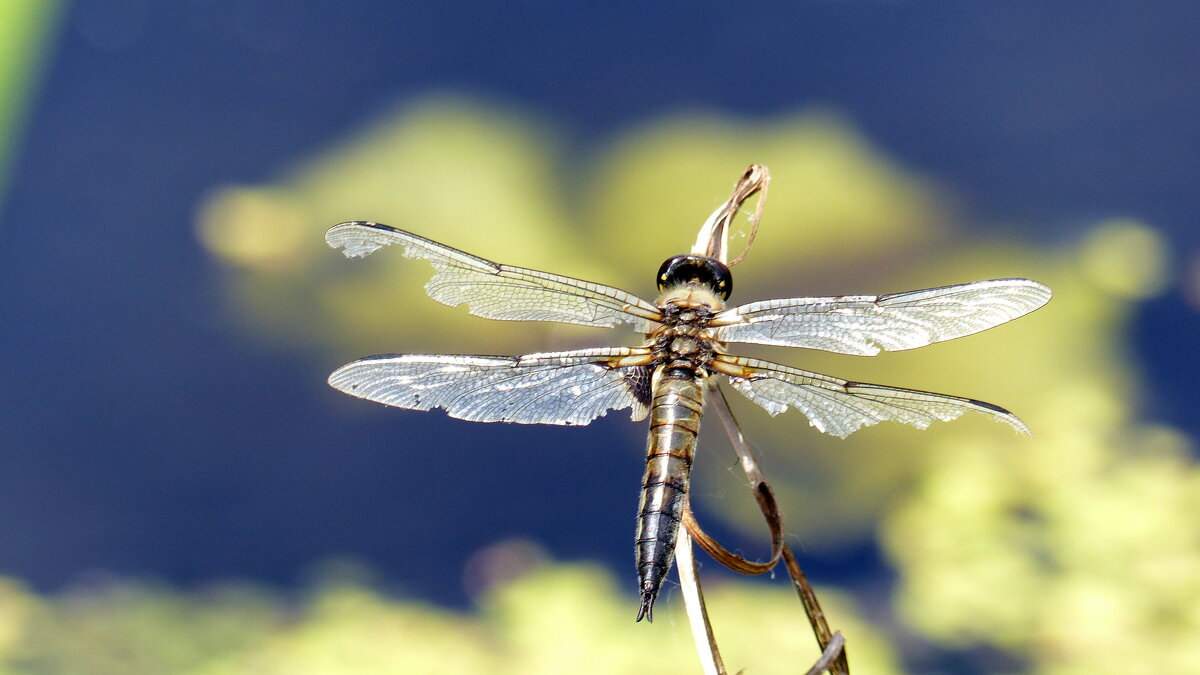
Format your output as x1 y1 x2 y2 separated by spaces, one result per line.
648 305 719 376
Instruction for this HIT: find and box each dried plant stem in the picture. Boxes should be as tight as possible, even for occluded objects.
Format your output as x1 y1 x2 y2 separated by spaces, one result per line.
681 481 782 575
692 164 770 265
805 632 846 675
676 523 726 675
679 163 847 674
709 385 850 675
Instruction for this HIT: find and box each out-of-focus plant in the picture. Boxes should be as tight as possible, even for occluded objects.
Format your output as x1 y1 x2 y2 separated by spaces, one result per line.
0 563 899 674
195 94 1199 671
883 221 1200 673
0 1 62 219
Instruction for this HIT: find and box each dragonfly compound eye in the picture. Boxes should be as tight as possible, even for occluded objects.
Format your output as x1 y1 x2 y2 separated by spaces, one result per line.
656 255 733 300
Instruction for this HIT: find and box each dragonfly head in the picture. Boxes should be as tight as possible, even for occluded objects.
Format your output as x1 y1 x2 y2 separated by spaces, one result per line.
656 254 733 300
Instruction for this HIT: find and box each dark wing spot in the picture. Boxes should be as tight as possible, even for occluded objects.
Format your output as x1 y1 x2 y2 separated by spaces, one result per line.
624 365 654 408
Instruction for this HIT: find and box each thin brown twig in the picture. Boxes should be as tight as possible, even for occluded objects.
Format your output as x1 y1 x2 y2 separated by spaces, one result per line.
682 481 784 575
710 385 851 675
692 164 770 266
805 632 847 675
723 165 769 268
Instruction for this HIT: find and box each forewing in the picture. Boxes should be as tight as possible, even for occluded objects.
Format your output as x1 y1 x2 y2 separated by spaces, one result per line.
326 221 662 330
328 347 655 425
713 355 1030 438
711 279 1051 355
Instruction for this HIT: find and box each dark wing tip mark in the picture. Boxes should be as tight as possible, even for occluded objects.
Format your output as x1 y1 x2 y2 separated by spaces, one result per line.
345 220 397 232
965 397 1014 416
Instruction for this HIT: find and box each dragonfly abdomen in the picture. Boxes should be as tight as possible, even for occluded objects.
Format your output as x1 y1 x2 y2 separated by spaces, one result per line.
634 366 705 622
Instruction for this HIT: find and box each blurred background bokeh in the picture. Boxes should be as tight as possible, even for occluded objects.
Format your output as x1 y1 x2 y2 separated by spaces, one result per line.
1 2 1198 673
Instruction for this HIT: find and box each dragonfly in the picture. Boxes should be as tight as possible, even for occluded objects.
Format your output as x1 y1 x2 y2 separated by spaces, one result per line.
325 219 1051 622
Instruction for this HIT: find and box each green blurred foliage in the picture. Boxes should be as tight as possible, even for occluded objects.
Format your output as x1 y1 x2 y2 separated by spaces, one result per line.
0 563 899 674
190 95 1200 672
0 1 62 219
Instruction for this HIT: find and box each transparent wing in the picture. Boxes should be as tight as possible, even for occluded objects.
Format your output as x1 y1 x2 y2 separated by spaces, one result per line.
329 347 655 425
711 279 1051 355
327 221 662 330
713 354 1030 438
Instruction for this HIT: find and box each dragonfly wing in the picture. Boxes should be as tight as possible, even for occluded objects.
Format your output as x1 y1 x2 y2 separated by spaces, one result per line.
326 221 662 330
329 347 655 425
712 354 1030 438
711 278 1051 355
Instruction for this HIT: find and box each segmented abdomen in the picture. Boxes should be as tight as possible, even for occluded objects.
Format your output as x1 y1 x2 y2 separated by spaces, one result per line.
634 366 704 621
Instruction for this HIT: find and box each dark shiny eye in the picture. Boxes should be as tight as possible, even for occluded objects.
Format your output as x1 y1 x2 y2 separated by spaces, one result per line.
655 255 733 300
